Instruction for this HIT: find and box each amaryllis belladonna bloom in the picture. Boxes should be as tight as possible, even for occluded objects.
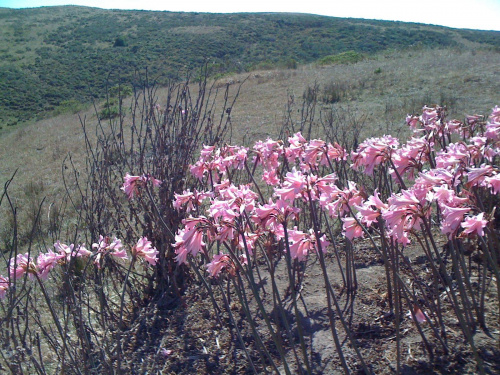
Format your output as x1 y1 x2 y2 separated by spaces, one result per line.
286 229 329 261
9 253 37 280
484 174 500 194
92 235 128 266
0 275 9 300
351 135 399 175
121 173 161 199
37 249 65 280
173 189 211 212
132 237 159 266
342 216 365 240
440 205 471 238
408 306 427 324
466 164 494 188
461 212 489 237
54 241 91 261
173 217 210 264
206 253 232 278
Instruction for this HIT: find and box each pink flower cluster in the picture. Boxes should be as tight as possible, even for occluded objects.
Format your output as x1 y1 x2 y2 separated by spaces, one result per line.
0 236 158 300
173 134 351 275
351 135 399 175
190 145 249 180
172 105 499 267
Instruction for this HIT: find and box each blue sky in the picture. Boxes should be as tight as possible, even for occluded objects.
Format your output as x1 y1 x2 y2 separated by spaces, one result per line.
1 0 500 31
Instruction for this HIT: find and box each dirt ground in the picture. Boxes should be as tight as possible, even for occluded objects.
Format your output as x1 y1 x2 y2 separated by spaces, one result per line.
120 234 500 374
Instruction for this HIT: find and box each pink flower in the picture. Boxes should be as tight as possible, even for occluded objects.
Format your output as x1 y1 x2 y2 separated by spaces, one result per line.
408 306 427 324
275 168 308 201
432 185 468 207
406 114 421 130
321 181 362 218
461 212 488 237
420 105 442 132
173 217 210 264
342 216 364 240
215 220 237 242
303 139 326 167
121 173 161 199
435 142 469 170
351 135 399 175
54 241 75 260
485 106 500 140
173 189 209 212
254 199 300 231
92 235 128 266
238 231 260 254
132 237 159 265
484 174 500 194
326 142 347 162
287 230 309 261
0 275 10 300
121 173 145 199
74 244 92 258
54 241 91 260
199 145 215 160
262 169 279 185
382 188 430 245
190 161 207 181
390 137 431 180
415 169 455 189
353 202 380 228
440 205 470 237
218 145 248 172
108 237 128 260
287 229 329 261
9 253 36 280
366 189 388 211
313 173 338 196
253 138 283 170
466 165 494 188
285 132 306 162
206 253 232 278
37 249 65 280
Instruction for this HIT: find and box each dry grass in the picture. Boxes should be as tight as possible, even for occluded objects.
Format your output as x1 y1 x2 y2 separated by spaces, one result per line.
215 47 500 145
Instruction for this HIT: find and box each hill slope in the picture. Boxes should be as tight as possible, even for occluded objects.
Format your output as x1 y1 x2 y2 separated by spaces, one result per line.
0 5 499 125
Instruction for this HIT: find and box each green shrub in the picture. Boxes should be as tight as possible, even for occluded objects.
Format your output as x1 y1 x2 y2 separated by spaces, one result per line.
108 84 132 98
113 36 127 47
251 60 277 71
317 50 364 66
99 105 120 120
53 99 86 115
284 58 298 69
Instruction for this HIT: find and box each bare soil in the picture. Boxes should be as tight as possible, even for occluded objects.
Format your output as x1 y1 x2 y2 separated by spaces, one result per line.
120 235 500 374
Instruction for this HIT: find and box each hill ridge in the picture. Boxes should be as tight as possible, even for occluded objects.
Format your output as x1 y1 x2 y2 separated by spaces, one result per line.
0 6 498 126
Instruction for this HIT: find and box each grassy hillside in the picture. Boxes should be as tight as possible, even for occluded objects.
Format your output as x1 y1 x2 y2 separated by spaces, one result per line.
0 5 499 126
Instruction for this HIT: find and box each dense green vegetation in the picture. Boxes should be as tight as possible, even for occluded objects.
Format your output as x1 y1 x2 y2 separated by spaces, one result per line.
0 5 499 125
